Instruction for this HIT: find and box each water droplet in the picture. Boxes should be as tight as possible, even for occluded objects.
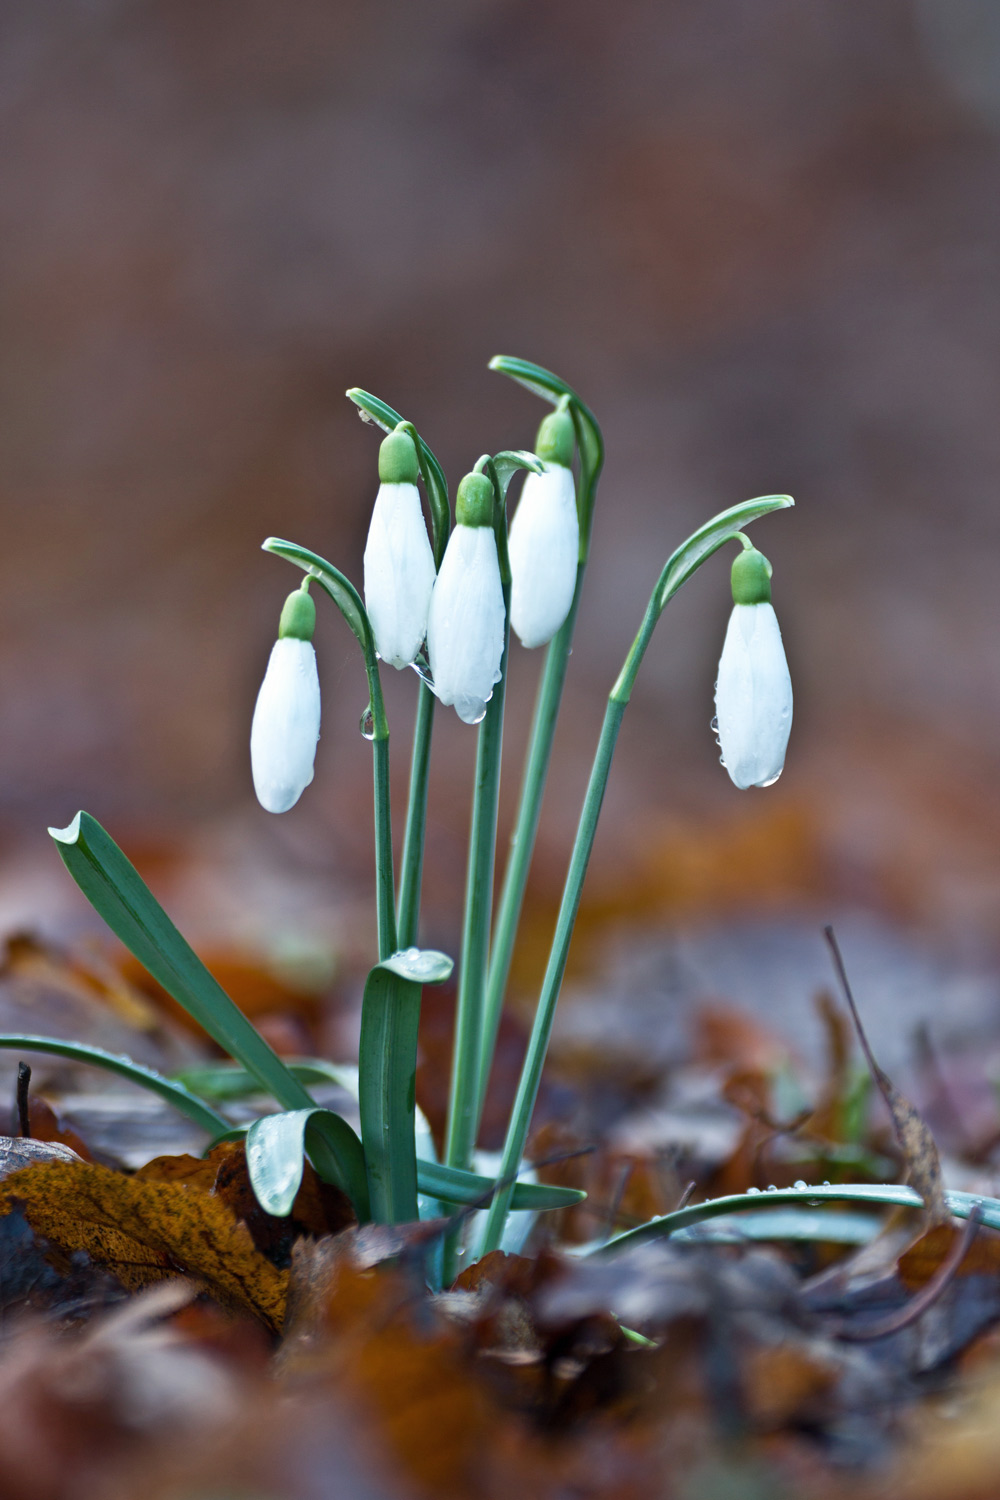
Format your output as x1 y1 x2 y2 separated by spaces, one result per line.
359 705 375 740
822 1181 831 1188
746 1186 761 1195
793 1179 807 1191
766 1185 777 1193
409 658 436 691
759 768 783 788
710 716 719 732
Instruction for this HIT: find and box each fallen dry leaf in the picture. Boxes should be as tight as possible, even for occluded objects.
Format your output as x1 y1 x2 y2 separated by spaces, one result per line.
0 1158 289 1331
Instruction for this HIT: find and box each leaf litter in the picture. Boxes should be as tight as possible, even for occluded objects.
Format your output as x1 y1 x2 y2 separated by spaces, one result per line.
1 930 1000 1495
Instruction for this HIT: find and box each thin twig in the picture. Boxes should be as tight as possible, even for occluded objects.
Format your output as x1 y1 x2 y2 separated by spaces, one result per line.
832 1203 984 1342
15 1062 30 1138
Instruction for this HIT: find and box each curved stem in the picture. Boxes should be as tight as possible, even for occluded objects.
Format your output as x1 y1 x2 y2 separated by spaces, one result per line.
475 570 584 1128
397 682 436 948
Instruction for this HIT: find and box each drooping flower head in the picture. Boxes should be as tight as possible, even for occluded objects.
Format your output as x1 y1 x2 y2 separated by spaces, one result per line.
250 583 321 813
363 424 436 670
508 404 579 649
427 470 505 724
714 542 792 789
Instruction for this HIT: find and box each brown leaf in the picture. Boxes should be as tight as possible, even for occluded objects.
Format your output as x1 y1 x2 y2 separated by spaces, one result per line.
0 1158 288 1331
137 1140 355 1265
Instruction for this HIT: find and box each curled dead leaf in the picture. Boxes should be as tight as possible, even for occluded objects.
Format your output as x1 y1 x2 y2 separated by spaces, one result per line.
0 1158 288 1332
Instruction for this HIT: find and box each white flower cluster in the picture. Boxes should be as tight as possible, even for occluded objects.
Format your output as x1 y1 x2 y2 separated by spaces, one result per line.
250 419 794 816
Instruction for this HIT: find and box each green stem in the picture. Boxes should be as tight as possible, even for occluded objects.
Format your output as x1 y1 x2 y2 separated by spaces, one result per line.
478 691 627 1255
443 594 511 1181
475 569 584 1127
397 681 436 948
358 968 421 1223
368 664 397 963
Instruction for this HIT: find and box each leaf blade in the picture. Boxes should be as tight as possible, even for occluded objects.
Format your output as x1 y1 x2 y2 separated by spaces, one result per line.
48 813 315 1114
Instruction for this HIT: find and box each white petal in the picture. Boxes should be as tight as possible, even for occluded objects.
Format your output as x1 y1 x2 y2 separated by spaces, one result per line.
426 524 505 724
714 603 792 789
250 638 321 813
363 481 436 669
508 464 579 648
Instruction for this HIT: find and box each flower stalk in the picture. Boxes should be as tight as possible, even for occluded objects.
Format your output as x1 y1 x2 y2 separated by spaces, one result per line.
478 495 793 1254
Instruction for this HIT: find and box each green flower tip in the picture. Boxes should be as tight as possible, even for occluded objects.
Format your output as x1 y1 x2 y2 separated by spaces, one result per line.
731 546 772 605
535 407 575 467
278 584 317 640
455 471 495 528
378 426 420 485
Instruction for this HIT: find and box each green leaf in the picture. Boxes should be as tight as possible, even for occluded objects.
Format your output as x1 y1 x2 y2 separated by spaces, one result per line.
488 356 604 558
359 956 439 1224
346 387 451 568
246 1107 370 1219
175 1057 359 1102
417 1157 585 1212
379 948 453 984
490 449 542 504
0 1035 230 1136
48 813 315 1117
672 1208 882 1246
654 494 794 615
595 1182 1000 1255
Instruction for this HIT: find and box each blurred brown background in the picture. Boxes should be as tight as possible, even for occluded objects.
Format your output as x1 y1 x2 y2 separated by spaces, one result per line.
3 0 1000 1005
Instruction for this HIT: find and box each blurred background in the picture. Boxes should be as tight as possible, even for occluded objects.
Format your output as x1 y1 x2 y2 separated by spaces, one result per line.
3 0 1000 1067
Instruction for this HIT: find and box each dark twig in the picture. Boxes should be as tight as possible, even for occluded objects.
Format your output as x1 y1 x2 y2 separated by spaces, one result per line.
832 1203 984 1342
15 1062 30 1138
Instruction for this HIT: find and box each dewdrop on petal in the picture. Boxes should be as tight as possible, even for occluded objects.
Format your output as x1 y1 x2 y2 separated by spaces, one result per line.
713 543 792 789
251 584 321 813
363 425 436 669
508 405 579 649
427 470 505 724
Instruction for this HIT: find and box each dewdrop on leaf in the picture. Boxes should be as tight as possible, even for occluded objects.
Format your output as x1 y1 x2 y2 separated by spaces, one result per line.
508 406 579 649
363 425 436 670
426 471 505 724
251 584 321 813
714 544 792 789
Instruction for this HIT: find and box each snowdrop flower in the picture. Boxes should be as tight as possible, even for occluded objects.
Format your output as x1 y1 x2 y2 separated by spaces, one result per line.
714 544 792 789
427 471 505 724
508 406 578 648
363 425 436 670
251 584 321 813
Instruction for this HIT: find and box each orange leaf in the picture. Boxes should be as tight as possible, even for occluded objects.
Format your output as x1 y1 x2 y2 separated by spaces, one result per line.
0 1158 288 1332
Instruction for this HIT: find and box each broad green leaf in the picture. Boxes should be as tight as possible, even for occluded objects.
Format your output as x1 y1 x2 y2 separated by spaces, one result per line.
48 813 315 1116
655 494 794 615
379 947 453 985
419 1157 585 1212
596 1182 1000 1254
175 1057 359 1102
346 387 451 567
244 1105 579 1220
0 1035 230 1136
672 1208 882 1246
488 355 604 558
246 1107 369 1219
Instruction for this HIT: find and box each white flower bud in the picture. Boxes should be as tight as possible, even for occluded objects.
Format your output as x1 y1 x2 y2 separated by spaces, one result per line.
251 637 321 813
427 521 505 725
508 462 579 649
714 602 792 789
363 480 436 669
